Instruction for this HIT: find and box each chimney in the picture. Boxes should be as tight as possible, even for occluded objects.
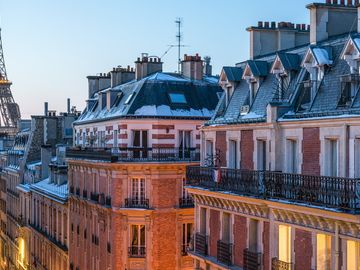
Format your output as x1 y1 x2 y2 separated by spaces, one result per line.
87 73 111 99
135 53 163 80
307 2 357 44
41 145 52 179
110 66 135 87
247 21 310 59
67 98 71 113
181 54 203 80
44 102 48 116
203 56 212 76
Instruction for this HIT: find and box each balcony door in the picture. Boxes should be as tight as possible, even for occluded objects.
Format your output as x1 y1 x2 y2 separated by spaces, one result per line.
179 130 191 159
228 140 238 169
130 225 146 256
278 225 292 265
257 140 267 171
131 178 145 205
132 130 148 158
325 139 338 177
317 234 331 270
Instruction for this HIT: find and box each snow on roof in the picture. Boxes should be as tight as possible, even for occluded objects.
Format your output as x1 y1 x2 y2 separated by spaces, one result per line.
31 178 68 201
134 105 214 117
312 47 333 65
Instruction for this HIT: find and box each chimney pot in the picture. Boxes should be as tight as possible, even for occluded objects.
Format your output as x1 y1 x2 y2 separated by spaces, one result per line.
271 21 276 28
332 0 338 4
340 0 345 5
307 25 310 31
347 0 352 5
326 0 331 3
296 24 301 30
264 21 270 28
258 21 263 27
355 0 359 5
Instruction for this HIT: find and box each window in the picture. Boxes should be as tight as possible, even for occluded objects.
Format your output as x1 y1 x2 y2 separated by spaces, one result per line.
98 131 105 147
325 139 338 177
249 219 259 252
229 140 238 169
130 225 146 257
205 140 214 166
317 234 331 270
278 225 291 264
200 208 207 235
179 131 191 158
132 130 148 158
257 140 267 171
347 240 360 270
169 92 187 104
82 132 86 147
286 139 298 173
76 133 80 146
125 93 134 105
250 81 258 104
113 92 123 107
222 213 231 243
182 223 193 255
131 178 145 204
355 139 360 178
113 130 118 148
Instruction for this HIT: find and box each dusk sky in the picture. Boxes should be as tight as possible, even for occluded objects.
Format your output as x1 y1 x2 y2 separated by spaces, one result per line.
0 0 311 118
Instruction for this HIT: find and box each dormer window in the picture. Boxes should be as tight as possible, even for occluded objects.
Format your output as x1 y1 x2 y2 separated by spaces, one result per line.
219 67 243 106
242 61 267 108
341 37 360 74
125 93 134 105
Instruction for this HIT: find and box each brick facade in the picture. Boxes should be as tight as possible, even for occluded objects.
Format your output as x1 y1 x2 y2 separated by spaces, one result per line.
216 131 227 167
294 229 312 270
263 221 270 270
209 209 220 257
233 215 247 267
240 130 254 170
302 127 320 175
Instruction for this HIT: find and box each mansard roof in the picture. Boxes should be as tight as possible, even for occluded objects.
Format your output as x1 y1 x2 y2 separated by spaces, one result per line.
208 33 360 126
75 72 223 125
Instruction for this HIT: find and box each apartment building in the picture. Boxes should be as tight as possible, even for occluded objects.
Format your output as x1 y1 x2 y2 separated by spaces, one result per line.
186 1 360 270
0 102 78 270
66 54 222 270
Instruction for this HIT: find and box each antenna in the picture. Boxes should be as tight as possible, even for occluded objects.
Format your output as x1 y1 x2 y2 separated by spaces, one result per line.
175 18 183 73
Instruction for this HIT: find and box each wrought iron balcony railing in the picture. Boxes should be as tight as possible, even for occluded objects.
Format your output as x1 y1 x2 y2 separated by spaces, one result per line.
29 223 68 252
186 166 360 213
179 196 194 208
66 147 200 163
271 258 292 270
195 233 208 256
124 198 149 209
128 246 146 258
217 240 232 266
244 249 262 270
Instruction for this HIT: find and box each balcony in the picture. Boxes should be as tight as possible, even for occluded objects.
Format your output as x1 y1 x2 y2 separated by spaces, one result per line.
128 246 146 258
29 223 68 252
244 249 262 270
194 233 208 256
272 258 292 270
186 166 360 213
217 240 232 266
66 147 200 163
125 198 149 209
90 192 99 202
179 196 194 208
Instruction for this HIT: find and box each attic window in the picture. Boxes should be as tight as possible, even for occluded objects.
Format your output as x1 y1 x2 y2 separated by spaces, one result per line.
113 92 123 107
91 101 98 112
168 92 187 104
124 93 134 105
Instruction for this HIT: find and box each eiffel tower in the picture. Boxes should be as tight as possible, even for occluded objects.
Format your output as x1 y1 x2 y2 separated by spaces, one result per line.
0 28 20 129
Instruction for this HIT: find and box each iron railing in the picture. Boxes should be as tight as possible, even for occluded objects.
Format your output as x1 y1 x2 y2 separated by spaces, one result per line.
217 240 232 266
29 223 68 252
90 192 99 202
195 233 208 256
66 147 200 163
124 198 149 209
271 258 292 270
105 196 111 207
244 249 262 270
186 166 360 213
179 196 194 208
128 246 146 258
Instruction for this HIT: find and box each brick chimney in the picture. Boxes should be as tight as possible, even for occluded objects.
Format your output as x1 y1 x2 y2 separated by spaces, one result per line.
247 21 310 59
135 54 163 80
181 54 203 80
110 65 135 87
307 1 357 44
87 73 111 98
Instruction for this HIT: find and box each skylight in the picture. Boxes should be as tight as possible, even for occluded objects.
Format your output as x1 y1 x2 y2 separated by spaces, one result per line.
124 93 134 105
113 92 123 107
169 92 187 104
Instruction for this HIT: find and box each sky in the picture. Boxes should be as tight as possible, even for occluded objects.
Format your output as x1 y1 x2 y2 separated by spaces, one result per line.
0 0 312 119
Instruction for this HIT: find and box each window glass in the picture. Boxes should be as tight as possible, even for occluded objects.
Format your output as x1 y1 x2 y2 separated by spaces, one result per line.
169 92 187 104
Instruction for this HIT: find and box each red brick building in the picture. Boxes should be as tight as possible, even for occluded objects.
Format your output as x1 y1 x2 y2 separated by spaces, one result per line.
67 54 222 270
186 1 360 270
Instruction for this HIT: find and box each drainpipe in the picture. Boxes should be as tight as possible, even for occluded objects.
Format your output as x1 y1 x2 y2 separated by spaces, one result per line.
335 222 340 270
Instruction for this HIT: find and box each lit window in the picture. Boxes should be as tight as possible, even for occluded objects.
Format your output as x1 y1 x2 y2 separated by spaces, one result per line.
278 225 291 264
317 233 331 270
347 240 360 270
169 92 187 104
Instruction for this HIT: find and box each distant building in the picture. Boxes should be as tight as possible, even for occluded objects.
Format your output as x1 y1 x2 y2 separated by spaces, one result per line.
0 101 78 270
186 1 360 270
66 54 222 270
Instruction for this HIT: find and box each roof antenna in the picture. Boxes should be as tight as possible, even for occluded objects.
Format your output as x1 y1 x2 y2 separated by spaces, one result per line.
175 18 183 73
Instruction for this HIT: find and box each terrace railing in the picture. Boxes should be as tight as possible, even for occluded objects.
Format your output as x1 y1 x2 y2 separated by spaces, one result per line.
66 147 200 163
244 249 262 270
217 240 232 266
186 166 360 213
